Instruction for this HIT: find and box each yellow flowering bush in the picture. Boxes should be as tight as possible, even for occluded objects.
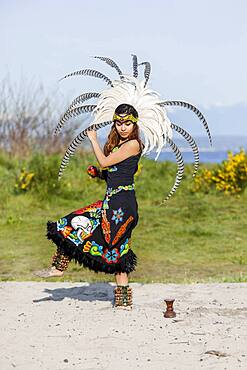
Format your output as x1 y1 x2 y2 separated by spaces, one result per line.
15 168 35 192
193 149 247 195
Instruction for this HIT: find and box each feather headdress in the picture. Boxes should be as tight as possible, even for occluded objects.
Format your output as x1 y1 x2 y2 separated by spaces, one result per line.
91 76 173 159
56 55 212 202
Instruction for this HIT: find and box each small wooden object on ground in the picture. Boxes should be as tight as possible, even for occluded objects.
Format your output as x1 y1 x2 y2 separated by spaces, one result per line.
164 298 176 318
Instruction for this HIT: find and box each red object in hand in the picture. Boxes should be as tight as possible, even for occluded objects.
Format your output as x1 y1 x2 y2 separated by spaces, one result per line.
87 166 98 178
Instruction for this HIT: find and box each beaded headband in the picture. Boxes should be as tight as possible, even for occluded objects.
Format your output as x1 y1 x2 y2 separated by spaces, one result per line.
113 113 138 124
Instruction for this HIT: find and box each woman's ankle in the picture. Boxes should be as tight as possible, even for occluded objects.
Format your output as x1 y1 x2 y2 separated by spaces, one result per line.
51 266 64 275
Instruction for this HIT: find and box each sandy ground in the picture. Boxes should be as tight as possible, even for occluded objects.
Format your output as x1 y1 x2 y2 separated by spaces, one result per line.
0 282 247 370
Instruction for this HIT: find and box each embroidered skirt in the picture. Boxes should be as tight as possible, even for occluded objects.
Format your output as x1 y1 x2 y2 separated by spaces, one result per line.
47 185 138 274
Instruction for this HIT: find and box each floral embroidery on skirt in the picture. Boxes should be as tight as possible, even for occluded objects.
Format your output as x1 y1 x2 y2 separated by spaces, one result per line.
47 187 138 274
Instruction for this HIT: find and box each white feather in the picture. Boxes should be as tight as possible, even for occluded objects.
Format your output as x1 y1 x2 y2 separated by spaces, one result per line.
90 75 172 157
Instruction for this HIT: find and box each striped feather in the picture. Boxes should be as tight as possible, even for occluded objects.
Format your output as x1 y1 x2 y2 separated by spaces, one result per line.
69 92 100 110
159 100 212 145
93 56 123 79
59 69 113 86
163 138 184 202
138 61 151 87
171 123 199 177
131 54 138 78
54 104 96 136
58 121 113 179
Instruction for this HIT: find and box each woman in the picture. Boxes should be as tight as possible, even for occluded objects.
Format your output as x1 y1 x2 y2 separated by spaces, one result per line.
36 103 142 309
36 54 211 309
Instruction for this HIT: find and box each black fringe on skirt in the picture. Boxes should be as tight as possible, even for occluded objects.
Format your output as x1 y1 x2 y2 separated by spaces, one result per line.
47 221 137 275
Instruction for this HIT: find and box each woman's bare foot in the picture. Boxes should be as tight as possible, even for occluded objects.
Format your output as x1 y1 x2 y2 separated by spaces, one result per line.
34 266 64 278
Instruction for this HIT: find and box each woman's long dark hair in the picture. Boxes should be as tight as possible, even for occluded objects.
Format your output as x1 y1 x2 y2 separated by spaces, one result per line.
103 104 143 156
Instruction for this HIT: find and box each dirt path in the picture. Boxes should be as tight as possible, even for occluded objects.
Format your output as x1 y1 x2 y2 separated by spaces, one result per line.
0 282 247 369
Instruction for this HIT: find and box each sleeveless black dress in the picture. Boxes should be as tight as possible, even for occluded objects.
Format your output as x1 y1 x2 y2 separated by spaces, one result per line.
47 144 140 274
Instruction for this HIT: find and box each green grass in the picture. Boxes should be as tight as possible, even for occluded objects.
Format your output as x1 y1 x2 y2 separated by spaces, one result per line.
1 151 247 283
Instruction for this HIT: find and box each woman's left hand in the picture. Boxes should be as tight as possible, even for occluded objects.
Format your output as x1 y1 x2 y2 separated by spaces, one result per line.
87 128 97 142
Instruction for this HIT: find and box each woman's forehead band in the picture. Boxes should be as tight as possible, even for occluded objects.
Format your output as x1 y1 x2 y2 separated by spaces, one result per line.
113 113 138 123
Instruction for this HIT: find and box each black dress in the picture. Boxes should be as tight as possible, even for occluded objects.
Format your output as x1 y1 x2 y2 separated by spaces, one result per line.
47 144 141 274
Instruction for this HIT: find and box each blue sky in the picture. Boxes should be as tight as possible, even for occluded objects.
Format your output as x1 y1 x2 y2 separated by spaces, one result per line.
2 0 247 137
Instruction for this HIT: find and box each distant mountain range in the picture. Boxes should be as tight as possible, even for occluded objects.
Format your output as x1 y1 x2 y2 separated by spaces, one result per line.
166 102 247 138
161 135 247 152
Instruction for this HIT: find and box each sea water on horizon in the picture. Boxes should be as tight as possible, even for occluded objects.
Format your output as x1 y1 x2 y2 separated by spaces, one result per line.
147 151 232 163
